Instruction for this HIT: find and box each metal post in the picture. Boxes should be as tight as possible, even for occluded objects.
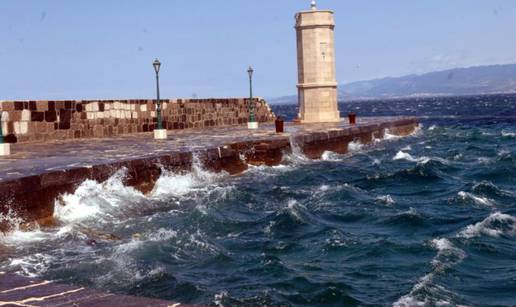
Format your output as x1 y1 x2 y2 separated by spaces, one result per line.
0 114 3 144
249 72 255 124
0 110 10 155
155 70 162 130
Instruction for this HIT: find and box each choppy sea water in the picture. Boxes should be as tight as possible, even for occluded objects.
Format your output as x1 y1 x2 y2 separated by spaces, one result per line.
1 94 516 306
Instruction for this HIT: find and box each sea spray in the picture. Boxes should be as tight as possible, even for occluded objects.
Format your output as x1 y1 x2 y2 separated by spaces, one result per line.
54 168 145 224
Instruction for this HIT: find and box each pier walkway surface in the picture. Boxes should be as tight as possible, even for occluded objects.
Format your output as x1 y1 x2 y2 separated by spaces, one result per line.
0 272 195 306
0 117 415 182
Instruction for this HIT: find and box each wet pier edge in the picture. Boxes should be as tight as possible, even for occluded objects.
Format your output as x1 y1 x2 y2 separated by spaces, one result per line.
0 272 197 306
0 117 417 231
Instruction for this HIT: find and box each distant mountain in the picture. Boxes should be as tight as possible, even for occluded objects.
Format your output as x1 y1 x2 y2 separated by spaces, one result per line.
269 64 516 104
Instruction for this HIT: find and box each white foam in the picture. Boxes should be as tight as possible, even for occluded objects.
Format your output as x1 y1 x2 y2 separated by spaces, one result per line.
348 140 364 152
151 156 226 198
146 228 178 242
384 130 402 140
501 131 516 137
393 151 430 164
376 195 395 205
458 212 516 239
286 199 305 222
429 125 438 131
393 150 449 165
394 238 465 307
477 157 492 164
321 151 344 162
286 137 310 163
0 210 52 245
457 191 494 207
54 168 144 224
319 184 330 192
7 253 55 277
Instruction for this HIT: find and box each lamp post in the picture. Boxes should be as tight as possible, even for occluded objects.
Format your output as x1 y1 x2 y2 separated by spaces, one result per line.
0 112 10 155
153 59 167 139
247 66 258 129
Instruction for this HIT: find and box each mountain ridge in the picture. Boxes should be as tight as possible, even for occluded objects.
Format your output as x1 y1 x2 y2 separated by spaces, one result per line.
269 63 516 104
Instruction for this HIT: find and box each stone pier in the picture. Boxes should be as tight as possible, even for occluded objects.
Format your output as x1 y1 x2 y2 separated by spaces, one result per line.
0 116 417 230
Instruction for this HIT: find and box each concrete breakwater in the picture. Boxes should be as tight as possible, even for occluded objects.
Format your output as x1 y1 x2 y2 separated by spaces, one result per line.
0 117 417 231
0 98 274 143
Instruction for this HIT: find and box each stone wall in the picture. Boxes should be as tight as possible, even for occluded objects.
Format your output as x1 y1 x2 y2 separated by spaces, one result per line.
0 98 275 143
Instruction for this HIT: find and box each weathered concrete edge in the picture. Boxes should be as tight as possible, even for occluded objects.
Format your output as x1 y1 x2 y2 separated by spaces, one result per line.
0 118 418 229
0 272 202 306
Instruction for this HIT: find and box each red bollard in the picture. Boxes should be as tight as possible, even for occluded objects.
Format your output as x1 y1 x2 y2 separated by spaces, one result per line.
348 113 356 125
275 117 284 133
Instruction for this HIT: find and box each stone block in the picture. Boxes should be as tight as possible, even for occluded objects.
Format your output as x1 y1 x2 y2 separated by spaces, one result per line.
0 143 11 155
1 101 15 111
59 109 71 122
91 102 99 112
31 111 44 122
154 129 167 139
1 111 9 121
9 111 22 121
93 125 104 137
4 133 17 143
45 110 57 122
34 122 48 133
58 122 71 130
14 101 25 110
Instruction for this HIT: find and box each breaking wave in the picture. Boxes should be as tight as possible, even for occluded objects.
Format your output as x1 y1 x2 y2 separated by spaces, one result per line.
457 191 494 207
458 212 516 239
54 168 145 224
394 238 466 307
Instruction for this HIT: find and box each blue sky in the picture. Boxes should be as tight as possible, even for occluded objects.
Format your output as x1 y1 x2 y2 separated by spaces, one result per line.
1 0 515 100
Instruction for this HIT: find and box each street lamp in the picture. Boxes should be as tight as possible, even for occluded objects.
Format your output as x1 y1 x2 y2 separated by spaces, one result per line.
247 66 258 129
153 59 167 139
0 112 10 155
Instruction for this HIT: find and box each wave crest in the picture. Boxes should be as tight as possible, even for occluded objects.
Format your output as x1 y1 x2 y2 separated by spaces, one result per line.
458 212 516 239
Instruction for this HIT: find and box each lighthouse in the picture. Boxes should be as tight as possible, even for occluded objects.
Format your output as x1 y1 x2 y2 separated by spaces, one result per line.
295 0 340 123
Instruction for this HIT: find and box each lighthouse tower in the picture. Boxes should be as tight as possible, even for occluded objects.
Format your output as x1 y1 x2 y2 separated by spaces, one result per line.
295 0 340 123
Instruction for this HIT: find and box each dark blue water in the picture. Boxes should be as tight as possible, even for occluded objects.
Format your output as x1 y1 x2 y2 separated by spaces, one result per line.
1 94 516 306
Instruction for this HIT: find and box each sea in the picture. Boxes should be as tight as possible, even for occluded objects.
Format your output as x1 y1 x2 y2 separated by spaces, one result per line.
1 93 516 306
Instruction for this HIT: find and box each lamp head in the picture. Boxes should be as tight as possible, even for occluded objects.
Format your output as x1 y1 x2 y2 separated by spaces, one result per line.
153 59 161 73
311 0 317 10
247 66 254 78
